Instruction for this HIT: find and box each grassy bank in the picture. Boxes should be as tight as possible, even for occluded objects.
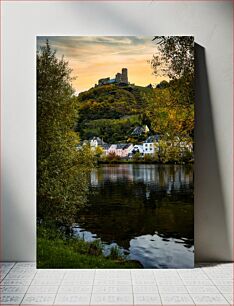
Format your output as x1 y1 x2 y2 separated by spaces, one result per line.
37 226 142 269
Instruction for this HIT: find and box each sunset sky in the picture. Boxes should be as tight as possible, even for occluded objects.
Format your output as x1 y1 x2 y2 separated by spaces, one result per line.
37 36 167 94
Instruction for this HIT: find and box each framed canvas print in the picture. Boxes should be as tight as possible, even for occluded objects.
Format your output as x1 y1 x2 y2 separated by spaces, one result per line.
37 36 194 268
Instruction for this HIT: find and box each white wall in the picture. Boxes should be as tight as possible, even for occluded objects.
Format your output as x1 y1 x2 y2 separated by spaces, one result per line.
1 1 233 262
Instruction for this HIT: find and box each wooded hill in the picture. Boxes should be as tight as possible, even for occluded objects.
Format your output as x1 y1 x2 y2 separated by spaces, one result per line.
75 81 194 144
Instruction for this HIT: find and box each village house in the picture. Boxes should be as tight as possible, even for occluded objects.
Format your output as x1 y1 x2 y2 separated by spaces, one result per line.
79 134 192 160
108 143 133 158
89 137 112 155
131 125 150 136
100 143 111 155
128 135 160 157
143 142 155 154
90 137 105 148
143 135 160 155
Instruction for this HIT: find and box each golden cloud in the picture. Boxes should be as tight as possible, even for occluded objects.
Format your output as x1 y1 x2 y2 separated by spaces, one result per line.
37 36 168 93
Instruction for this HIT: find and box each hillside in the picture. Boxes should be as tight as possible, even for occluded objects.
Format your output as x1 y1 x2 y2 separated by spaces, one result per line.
75 80 194 145
75 84 155 143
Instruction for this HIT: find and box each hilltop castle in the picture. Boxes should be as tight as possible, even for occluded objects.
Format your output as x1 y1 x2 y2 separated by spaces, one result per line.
96 68 129 87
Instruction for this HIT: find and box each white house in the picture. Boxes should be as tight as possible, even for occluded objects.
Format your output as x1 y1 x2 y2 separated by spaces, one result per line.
143 142 155 155
142 135 160 155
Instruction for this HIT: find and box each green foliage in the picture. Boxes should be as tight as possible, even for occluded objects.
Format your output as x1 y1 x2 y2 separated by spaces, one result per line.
88 240 103 256
75 81 194 153
94 146 104 158
157 80 170 89
106 152 121 163
82 116 141 143
77 85 137 122
37 225 142 268
150 36 194 141
75 84 155 143
132 152 142 162
151 36 194 80
156 137 193 163
143 154 155 162
157 139 179 163
75 81 194 164
146 86 194 138
37 41 94 226
108 246 123 260
37 237 142 268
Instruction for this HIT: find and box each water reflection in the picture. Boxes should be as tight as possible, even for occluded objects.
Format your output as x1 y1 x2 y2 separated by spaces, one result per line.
90 164 193 189
75 164 194 268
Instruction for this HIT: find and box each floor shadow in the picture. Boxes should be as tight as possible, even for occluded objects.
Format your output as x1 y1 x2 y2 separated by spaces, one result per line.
194 44 231 263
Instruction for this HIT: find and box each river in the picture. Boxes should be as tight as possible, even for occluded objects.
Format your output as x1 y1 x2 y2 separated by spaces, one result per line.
73 164 194 268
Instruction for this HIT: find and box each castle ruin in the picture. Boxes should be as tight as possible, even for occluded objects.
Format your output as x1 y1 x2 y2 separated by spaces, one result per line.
97 68 129 87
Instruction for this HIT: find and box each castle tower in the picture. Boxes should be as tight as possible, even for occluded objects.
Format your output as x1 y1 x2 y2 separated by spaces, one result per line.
121 68 128 84
115 73 122 83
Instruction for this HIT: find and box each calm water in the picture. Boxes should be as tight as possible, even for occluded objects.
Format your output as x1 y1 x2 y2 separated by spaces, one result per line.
73 164 194 268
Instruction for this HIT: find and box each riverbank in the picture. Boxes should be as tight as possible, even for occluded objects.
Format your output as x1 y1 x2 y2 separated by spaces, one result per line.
37 226 142 269
98 160 194 165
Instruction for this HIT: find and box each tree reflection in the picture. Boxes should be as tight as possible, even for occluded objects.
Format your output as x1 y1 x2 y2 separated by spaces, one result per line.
76 164 194 250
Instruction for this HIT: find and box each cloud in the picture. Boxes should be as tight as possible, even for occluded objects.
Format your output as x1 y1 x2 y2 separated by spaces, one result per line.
37 36 166 93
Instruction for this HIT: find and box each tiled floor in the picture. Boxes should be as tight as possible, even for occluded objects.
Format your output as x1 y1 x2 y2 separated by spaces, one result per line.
0 262 233 305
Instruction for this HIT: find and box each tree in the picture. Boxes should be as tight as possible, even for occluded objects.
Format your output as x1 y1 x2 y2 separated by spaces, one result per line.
37 41 93 226
145 86 194 138
94 146 104 158
106 152 120 162
156 80 170 89
132 152 141 162
151 36 194 81
150 36 194 108
148 36 195 147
